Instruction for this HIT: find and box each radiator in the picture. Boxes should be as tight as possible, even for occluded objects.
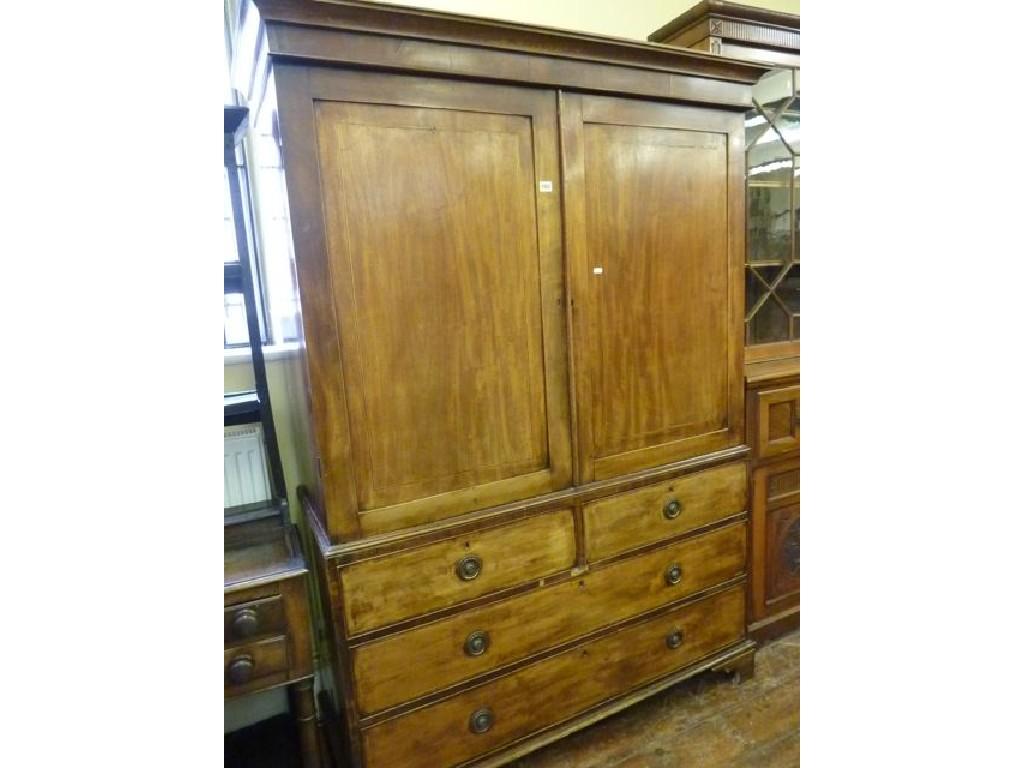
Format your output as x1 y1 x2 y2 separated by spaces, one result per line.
224 424 272 508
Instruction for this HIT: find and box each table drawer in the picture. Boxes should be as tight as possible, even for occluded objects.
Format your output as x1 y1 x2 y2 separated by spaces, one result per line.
352 521 745 713
583 462 747 561
753 384 799 459
224 595 286 645
340 509 576 636
362 584 745 768
224 636 289 696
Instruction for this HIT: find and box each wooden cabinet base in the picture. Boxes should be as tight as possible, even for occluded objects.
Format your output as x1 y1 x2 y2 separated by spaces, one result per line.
319 639 756 768
744 360 799 642
748 605 800 644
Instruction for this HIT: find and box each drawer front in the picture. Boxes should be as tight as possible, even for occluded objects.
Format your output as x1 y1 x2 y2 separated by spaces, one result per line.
754 385 799 459
224 595 286 646
224 636 289 696
583 462 746 561
353 521 745 714
340 510 576 636
363 585 745 768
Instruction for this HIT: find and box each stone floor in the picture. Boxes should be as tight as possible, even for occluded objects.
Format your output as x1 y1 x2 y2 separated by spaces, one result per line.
511 630 800 768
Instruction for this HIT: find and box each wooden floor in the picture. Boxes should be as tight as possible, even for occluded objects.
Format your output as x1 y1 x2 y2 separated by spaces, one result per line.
226 631 799 768
511 630 800 768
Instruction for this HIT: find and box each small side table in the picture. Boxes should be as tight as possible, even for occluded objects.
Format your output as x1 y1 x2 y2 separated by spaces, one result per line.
225 520 322 768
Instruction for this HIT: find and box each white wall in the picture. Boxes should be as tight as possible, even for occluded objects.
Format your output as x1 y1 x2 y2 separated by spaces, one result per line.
373 0 800 42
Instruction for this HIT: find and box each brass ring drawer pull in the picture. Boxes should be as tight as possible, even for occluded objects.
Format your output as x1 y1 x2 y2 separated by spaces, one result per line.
231 608 259 638
665 563 683 586
663 499 682 520
469 707 494 734
464 630 490 657
227 654 255 685
666 629 684 650
456 554 483 581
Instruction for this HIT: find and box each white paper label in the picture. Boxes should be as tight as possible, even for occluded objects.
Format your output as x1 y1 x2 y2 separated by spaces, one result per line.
593 267 604 275
539 180 554 193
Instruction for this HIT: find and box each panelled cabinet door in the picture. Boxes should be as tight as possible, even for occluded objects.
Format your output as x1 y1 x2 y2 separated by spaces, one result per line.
276 68 572 537
754 384 800 459
766 502 800 605
562 94 747 481
749 458 799 622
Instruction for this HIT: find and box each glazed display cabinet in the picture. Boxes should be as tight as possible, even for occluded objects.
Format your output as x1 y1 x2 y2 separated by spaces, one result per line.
746 66 799 347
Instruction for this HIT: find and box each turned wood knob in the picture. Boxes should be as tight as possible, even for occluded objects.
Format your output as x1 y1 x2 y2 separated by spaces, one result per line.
232 608 259 638
456 554 483 582
665 563 683 586
666 629 684 650
469 707 494 734
464 630 490 657
227 654 255 685
663 499 682 520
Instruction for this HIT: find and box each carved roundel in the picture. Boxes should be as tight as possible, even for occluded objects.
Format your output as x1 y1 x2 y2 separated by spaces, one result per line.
783 518 799 575
710 18 723 35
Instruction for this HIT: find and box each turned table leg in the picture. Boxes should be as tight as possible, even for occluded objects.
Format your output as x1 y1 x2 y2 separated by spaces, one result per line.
291 678 322 768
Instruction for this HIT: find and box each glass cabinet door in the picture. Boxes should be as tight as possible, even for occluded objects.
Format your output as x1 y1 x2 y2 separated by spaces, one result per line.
746 68 799 346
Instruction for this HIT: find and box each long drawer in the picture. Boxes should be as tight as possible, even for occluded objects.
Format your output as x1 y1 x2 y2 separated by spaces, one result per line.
340 509 576 635
583 462 747 561
353 521 745 713
362 584 745 768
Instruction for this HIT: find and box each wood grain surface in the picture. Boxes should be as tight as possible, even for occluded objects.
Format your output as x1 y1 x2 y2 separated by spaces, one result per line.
361 585 746 767
352 522 746 714
340 510 576 635
583 461 747 561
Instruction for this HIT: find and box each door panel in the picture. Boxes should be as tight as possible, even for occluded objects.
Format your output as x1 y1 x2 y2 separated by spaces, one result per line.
749 457 800 622
754 384 800 459
562 94 746 481
766 503 800 604
280 69 571 535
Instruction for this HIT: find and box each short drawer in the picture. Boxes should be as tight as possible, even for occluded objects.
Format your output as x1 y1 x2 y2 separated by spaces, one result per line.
340 509 576 636
352 521 745 714
224 595 286 646
224 636 289 696
362 584 745 768
753 384 799 459
583 462 747 561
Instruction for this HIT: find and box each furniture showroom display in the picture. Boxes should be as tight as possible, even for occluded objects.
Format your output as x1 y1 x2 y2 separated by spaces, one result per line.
238 0 781 764
650 0 800 641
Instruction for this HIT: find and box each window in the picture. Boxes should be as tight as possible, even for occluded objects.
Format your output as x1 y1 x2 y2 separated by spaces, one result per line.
223 162 251 347
223 14 300 352
246 76 301 346
223 92 299 352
